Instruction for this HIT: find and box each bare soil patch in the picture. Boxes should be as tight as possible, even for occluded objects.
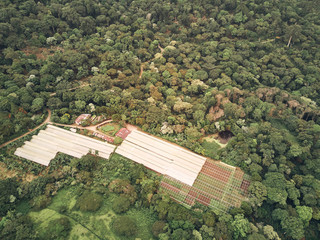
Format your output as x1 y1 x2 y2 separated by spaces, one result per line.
22 46 64 60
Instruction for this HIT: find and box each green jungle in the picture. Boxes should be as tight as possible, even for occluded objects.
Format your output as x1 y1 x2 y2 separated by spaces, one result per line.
0 0 320 239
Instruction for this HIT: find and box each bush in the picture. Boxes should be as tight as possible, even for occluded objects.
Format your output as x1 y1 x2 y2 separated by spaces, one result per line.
113 136 123 144
75 191 103 212
30 195 51 211
112 196 131 213
112 216 137 237
152 221 167 237
40 217 71 240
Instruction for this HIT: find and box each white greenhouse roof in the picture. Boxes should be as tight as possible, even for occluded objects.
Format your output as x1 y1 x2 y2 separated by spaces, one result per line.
116 130 207 186
14 125 116 166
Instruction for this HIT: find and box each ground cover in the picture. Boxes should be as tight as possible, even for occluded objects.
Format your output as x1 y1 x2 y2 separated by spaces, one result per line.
27 184 156 240
100 123 121 136
201 139 222 159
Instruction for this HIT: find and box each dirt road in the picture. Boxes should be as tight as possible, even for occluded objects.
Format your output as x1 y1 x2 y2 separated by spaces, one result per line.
0 109 52 148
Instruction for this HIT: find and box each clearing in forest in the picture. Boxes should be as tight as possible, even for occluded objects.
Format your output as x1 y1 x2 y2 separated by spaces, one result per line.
115 129 250 212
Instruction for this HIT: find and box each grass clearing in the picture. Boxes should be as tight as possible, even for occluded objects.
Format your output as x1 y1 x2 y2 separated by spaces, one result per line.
100 122 121 136
201 140 222 159
126 208 157 240
27 185 156 240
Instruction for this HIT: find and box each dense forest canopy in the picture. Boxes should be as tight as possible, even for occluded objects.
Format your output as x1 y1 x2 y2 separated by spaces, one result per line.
1 0 320 239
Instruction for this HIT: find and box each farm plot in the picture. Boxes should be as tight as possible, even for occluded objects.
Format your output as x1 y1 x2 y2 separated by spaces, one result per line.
14 125 116 166
159 160 250 212
99 122 121 136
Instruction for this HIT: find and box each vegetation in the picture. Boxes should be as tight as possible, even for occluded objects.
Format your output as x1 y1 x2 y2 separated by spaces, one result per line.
112 216 138 237
75 191 103 212
0 0 320 239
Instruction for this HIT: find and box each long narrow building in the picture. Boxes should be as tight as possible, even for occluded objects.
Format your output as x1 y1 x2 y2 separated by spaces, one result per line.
14 125 116 166
115 130 207 186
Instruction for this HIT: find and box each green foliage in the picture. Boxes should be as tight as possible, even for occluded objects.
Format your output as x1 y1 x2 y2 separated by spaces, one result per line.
75 191 103 212
113 136 123 145
112 216 138 237
71 154 99 171
101 125 115 132
30 195 51 211
296 206 313 227
0 178 18 216
112 196 131 214
0 215 36 240
1 0 320 239
281 216 305 240
201 140 221 159
152 221 167 237
40 217 71 240
231 214 251 239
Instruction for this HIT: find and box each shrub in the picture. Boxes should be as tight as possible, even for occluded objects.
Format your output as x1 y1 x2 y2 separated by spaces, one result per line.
112 196 131 213
30 195 51 211
41 217 71 240
113 136 123 144
112 216 137 237
75 191 103 212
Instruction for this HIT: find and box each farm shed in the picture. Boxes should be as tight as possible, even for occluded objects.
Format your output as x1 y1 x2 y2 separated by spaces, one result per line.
115 130 207 186
14 125 116 166
75 114 91 125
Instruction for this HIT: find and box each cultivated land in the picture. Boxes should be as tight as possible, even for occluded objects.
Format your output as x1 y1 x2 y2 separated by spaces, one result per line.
13 124 249 212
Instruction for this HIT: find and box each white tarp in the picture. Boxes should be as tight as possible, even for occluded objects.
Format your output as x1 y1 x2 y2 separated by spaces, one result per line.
14 125 116 166
116 130 206 186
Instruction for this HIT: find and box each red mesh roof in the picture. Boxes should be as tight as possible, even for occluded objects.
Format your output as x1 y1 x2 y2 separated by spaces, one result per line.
116 128 131 139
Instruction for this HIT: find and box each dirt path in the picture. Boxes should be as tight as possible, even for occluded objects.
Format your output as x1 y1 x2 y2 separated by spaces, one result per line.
138 44 164 79
49 119 113 133
158 44 164 53
0 109 52 149
138 64 145 79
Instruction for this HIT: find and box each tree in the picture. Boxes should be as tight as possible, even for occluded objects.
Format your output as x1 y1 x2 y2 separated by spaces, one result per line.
231 214 251 239
112 216 137 237
152 221 167 237
263 225 280 240
31 98 44 113
112 196 131 214
171 228 190 240
281 216 305 240
80 16 96 35
296 206 313 227
40 217 71 240
75 191 103 212
0 215 36 240
0 178 18 216
263 172 288 205
74 100 86 111
184 127 202 142
248 181 267 207
248 233 267 240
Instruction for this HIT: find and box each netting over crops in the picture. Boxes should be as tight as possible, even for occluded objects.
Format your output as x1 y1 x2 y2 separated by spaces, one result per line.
159 159 250 212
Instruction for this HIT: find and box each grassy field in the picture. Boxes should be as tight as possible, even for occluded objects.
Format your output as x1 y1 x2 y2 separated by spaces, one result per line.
100 123 121 136
201 139 222 159
28 186 156 240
